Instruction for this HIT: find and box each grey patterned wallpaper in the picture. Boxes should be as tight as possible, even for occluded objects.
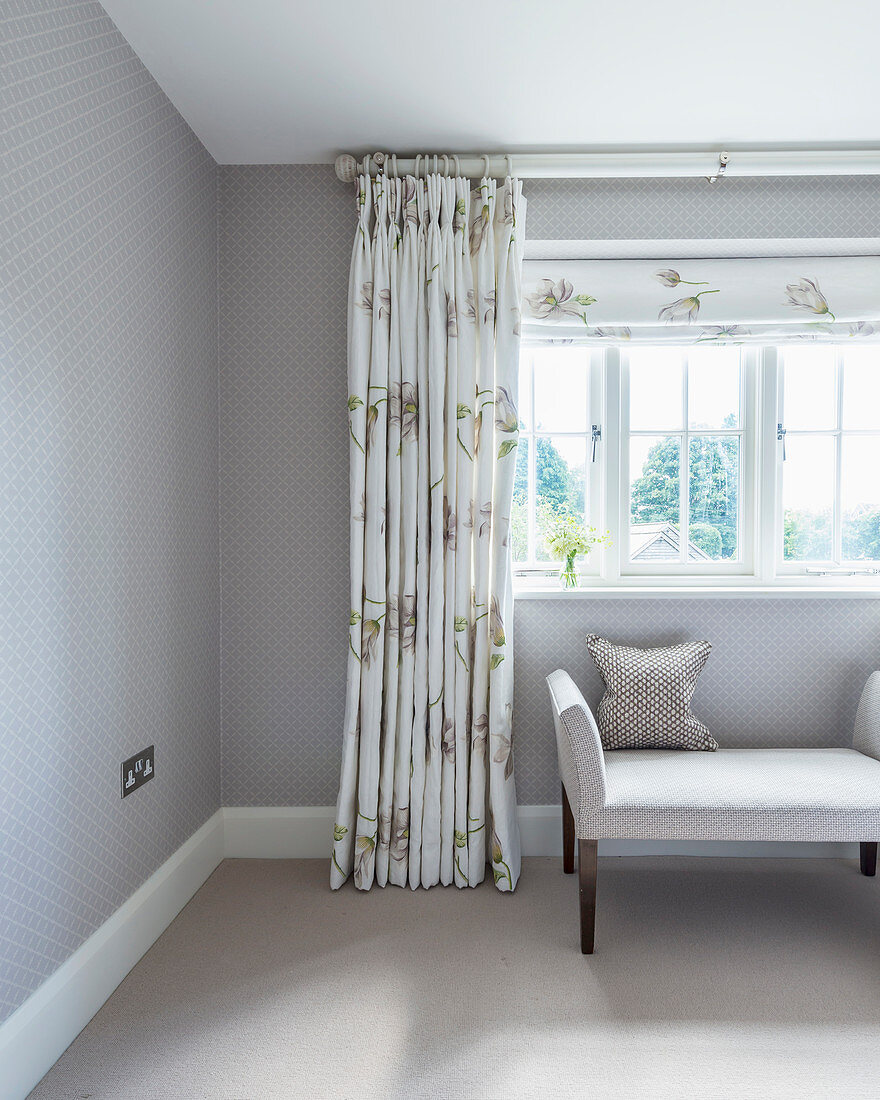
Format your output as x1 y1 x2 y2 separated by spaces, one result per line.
525 175 880 240
2 0 219 1025
217 165 880 808
219 167 351 805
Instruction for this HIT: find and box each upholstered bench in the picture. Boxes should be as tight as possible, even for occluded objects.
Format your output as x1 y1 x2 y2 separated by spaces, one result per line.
547 668 880 953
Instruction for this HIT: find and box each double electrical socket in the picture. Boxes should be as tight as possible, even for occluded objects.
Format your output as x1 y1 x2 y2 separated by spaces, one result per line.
121 746 154 798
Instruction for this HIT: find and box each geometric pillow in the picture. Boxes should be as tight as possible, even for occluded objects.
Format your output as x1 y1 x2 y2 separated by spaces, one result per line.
585 634 717 751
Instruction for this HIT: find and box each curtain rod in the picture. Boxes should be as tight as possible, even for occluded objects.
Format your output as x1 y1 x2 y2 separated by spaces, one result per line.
335 149 880 183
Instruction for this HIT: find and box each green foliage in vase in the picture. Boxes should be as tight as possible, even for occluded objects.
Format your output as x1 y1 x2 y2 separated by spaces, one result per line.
544 513 611 562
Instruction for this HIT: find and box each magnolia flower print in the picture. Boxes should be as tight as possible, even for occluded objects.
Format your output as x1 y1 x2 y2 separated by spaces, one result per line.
354 833 376 887
658 292 718 324
356 281 391 319
441 717 455 761
594 326 632 340
389 807 409 863
446 293 458 337
495 387 518 459
403 178 418 224
357 281 373 311
472 713 489 758
698 325 746 342
388 594 416 652
489 595 505 647
466 289 496 325
654 268 711 289
525 277 596 323
492 732 514 781
785 277 835 321
491 828 512 889
361 614 383 666
656 270 719 324
443 497 456 551
389 381 418 442
469 186 491 255
502 186 516 227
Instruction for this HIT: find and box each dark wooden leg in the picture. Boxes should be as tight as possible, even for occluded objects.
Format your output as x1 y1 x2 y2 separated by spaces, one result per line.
578 839 598 954
860 842 877 876
562 783 575 874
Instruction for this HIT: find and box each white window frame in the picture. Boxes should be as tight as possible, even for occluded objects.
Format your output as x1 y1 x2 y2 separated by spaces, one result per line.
617 346 757 579
514 344 603 577
513 340 880 591
775 346 880 576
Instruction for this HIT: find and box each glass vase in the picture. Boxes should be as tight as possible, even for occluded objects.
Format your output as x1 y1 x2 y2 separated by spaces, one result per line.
558 551 580 589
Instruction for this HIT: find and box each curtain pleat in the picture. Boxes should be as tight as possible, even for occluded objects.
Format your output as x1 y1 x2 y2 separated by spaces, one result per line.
332 172 525 892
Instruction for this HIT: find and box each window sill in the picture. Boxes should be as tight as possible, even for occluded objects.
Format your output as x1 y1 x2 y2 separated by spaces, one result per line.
513 583 880 600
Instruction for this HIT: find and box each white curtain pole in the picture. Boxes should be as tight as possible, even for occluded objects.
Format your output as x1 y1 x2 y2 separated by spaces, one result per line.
335 149 880 182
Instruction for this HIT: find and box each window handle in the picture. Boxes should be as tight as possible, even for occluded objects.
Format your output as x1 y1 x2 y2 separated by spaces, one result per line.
777 422 786 460
591 424 602 462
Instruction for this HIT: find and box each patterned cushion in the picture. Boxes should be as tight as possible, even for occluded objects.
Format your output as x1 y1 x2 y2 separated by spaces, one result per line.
586 634 717 751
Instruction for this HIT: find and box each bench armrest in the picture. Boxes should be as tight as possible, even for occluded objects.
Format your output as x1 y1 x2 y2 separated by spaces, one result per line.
853 671 880 762
547 669 607 818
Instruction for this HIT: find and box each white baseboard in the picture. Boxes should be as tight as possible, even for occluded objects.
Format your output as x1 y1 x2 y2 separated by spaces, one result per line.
222 804 859 861
223 806 336 857
2 803 858 1099
0 810 224 1100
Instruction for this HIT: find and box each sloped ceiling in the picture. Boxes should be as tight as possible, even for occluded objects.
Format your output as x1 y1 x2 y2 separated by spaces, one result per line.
100 0 880 164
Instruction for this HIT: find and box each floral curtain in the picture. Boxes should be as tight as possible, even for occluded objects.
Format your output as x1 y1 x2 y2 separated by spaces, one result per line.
331 173 525 892
522 256 880 344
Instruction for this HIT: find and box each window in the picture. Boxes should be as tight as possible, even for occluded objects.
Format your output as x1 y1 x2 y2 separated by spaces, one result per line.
513 346 600 572
778 347 880 570
622 345 751 573
513 341 880 588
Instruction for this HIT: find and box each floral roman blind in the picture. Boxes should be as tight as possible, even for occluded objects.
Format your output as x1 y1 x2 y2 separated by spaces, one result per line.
521 256 880 344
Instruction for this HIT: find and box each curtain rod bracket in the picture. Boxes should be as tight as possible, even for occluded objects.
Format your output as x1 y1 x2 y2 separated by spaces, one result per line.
707 151 730 184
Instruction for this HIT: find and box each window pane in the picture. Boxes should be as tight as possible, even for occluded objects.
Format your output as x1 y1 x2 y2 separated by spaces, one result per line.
630 435 681 561
629 349 683 431
532 348 588 432
688 347 740 429
535 436 586 559
689 436 739 560
782 348 836 430
842 436 880 561
510 435 529 563
517 355 532 429
842 348 880 430
782 434 834 560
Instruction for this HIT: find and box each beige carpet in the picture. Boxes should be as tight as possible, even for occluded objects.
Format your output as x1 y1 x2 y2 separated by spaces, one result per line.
28 856 880 1099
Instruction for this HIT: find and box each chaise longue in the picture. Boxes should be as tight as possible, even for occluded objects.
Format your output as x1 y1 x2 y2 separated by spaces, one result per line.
547 668 880 953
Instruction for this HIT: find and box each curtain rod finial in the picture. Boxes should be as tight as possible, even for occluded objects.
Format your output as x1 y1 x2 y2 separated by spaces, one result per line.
335 154 359 183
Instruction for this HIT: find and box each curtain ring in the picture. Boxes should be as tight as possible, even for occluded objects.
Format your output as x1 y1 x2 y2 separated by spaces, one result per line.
391 154 399 179
364 152 373 178
481 154 490 179
433 154 438 175
414 154 421 180
442 154 450 177
453 155 461 178
506 154 514 178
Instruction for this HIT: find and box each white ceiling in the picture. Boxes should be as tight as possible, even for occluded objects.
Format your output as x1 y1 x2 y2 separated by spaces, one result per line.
101 0 880 165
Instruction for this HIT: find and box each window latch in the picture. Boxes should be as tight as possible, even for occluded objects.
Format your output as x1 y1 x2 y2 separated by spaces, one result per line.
591 424 602 462
777 422 786 460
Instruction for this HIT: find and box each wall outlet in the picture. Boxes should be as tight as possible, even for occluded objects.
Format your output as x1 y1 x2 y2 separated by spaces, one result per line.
121 746 154 798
